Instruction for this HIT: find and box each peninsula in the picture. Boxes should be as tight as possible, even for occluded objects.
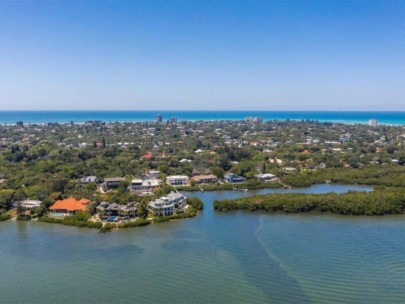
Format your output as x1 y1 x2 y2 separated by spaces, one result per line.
1 118 405 229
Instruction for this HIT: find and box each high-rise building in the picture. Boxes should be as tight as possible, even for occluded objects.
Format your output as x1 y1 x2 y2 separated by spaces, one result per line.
368 119 378 127
169 117 177 123
156 114 163 123
245 116 263 123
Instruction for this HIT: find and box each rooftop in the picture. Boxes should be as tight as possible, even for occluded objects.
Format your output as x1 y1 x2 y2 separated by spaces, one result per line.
104 177 126 182
50 198 90 211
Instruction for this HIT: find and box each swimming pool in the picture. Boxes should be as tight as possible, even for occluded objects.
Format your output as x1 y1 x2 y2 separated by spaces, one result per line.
107 216 116 222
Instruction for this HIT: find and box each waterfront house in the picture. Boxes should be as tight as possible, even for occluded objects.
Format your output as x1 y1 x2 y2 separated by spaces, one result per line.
101 177 127 191
96 202 138 218
148 198 175 216
13 200 42 210
166 175 189 186
255 173 277 182
49 198 90 216
148 192 187 216
192 174 218 185
224 173 246 184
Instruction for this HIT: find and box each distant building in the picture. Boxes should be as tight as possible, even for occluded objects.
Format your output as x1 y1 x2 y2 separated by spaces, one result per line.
368 119 378 127
143 170 160 179
79 176 97 184
156 114 163 123
224 173 246 184
245 116 263 123
85 120 103 127
166 175 189 186
0 173 5 184
283 167 297 174
102 177 127 191
169 117 178 123
141 152 153 160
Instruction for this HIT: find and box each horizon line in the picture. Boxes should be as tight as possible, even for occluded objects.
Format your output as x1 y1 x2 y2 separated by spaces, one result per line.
1 109 405 112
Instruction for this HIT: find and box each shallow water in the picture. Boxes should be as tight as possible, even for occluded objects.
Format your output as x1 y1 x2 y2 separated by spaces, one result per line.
1 184 405 303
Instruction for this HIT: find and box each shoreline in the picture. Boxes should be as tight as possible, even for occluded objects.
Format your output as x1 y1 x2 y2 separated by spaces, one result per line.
1 110 405 125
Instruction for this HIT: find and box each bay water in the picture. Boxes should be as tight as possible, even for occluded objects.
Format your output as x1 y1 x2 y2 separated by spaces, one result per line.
1 184 405 303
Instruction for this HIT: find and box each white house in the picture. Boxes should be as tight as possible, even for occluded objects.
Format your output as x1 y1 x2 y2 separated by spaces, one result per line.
13 200 42 210
255 173 277 182
148 192 187 216
283 167 297 174
129 178 162 193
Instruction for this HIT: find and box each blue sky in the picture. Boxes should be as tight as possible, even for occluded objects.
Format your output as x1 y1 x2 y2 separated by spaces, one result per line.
1 0 405 110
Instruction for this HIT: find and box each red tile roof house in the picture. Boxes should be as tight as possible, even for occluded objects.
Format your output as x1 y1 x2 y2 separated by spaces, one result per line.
49 198 90 217
141 152 153 160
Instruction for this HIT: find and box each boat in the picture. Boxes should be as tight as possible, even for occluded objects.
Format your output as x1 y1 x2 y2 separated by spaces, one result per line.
233 187 248 192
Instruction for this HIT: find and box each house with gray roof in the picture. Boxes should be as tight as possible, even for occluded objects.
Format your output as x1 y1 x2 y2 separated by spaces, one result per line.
101 177 127 191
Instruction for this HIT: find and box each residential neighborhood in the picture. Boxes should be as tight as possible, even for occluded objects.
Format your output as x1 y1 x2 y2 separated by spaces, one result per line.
1 118 405 228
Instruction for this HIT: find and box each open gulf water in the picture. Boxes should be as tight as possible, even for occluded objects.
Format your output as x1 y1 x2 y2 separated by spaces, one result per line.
1 111 405 125
2 184 405 303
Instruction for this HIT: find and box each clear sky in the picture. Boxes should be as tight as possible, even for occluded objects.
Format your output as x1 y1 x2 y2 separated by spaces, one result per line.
1 0 405 111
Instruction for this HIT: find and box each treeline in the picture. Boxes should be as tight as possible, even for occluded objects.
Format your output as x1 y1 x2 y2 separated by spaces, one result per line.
0 214 11 221
177 181 282 192
38 215 103 229
214 189 405 216
281 166 405 188
38 211 103 229
187 197 204 210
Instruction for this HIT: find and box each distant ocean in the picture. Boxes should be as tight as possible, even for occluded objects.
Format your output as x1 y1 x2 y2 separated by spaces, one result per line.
1 111 405 125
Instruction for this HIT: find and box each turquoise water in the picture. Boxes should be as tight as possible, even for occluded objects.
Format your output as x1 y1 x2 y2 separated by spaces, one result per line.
1 111 405 125
2 184 405 303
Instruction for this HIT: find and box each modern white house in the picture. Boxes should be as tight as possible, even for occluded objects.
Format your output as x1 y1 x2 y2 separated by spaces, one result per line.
167 192 188 209
166 175 189 186
255 173 277 182
148 192 187 216
129 178 162 194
